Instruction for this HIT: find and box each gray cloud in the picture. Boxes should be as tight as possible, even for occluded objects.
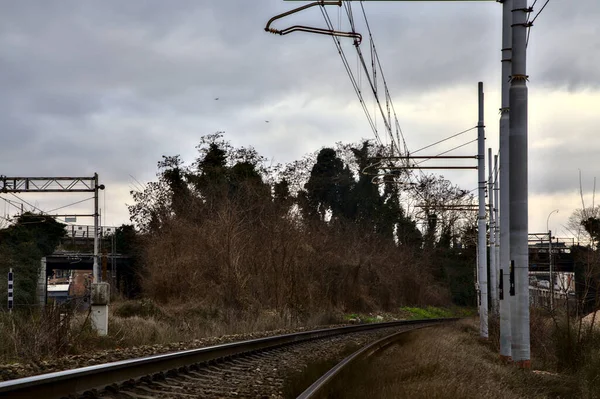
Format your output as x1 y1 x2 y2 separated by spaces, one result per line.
0 0 599 227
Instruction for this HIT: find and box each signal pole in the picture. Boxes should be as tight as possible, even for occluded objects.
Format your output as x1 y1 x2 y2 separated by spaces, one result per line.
509 0 530 368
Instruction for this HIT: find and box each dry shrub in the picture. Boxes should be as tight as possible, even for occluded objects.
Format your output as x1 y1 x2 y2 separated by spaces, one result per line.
529 308 557 370
140 193 450 317
0 304 78 362
526 308 600 396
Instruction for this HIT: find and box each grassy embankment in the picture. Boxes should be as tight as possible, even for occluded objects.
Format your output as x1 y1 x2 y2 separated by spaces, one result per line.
318 319 579 399
0 302 467 364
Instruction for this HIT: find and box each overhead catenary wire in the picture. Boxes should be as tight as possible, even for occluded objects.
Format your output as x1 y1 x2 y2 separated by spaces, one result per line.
0 196 25 213
323 2 424 203
526 0 551 47
411 126 477 155
415 139 478 166
358 1 409 155
9 193 44 214
337 2 402 155
47 196 95 213
318 2 477 213
318 5 384 148
339 2 427 195
530 0 550 24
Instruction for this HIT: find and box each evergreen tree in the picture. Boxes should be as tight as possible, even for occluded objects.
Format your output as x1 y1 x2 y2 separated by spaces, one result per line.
350 142 382 230
0 213 66 306
304 148 354 221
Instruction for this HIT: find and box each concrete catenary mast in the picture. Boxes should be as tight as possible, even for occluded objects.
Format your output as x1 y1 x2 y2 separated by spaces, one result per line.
509 0 530 367
494 154 500 315
477 82 488 339
488 148 497 313
498 0 513 362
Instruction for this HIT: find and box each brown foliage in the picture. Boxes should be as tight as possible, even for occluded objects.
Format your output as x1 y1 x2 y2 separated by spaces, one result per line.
140 187 449 316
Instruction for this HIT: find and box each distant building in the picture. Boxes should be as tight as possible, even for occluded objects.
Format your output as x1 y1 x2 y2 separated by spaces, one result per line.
47 283 70 304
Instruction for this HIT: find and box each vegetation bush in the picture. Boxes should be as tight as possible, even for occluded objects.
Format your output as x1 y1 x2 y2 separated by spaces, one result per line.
113 298 163 319
131 133 478 317
0 214 66 307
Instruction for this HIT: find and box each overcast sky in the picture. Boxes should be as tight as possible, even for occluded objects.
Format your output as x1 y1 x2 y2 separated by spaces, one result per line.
1 0 599 239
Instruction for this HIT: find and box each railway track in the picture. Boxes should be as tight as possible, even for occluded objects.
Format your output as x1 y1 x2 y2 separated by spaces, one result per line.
0 318 455 399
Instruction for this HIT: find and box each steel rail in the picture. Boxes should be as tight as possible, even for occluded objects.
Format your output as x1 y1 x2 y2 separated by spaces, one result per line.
0 318 455 399
298 320 454 398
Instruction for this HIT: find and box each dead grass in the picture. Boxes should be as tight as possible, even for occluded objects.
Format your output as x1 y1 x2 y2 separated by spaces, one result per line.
329 320 577 399
0 298 347 364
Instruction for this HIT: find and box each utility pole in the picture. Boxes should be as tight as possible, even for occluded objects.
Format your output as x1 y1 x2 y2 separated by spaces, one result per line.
509 0 530 368
548 229 553 310
93 173 99 283
498 0 513 363
494 154 500 314
478 82 488 339
91 172 109 336
488 148 497 313
546 209 558 311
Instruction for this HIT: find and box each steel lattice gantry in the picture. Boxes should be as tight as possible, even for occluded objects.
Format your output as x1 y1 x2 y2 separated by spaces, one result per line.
0 176 97 193
0 173 109 335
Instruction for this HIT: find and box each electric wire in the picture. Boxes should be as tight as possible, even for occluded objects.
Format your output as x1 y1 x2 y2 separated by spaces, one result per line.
411 126 477 155
527 0 551 47
530 0 550 24
322 2 477 213
358 1 409 155
341 2 422 195
9 193 44 214
47 197 95 213
415 139 478 166
338 2 401 155
0 196 24 212
319 5 383 147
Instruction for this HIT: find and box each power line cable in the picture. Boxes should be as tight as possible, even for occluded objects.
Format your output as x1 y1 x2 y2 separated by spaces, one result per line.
415 139 478 166
9 193 44 214
358 1 409 154
411 126 477 155
340 2 401 155
46 197 95 213
0 196 24 212
530 0 550 24
341 2 424 194
527 0 551 46
319 5 384 147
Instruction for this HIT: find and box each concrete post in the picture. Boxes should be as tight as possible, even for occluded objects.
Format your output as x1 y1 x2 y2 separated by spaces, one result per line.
549 230 553 311
477 82 488 339
499 0 513 363
91 173 109 336
494 155 500 315
91 282 110 336
93 173 99 283
509 0 530 368
489 148 497 314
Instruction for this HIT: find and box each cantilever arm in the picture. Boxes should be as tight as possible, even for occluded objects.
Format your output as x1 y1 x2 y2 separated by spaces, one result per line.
277 25 362 44
265 1 362 44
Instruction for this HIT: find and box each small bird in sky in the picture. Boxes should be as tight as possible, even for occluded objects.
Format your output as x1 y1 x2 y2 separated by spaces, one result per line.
214 97 219 100
265 120 270 123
